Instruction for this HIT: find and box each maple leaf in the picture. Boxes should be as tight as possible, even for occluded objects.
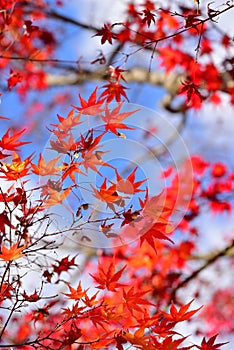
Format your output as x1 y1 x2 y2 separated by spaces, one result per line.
122 327 146 347
50 109 82 135
31 154 63 176
121 208 140 227
161 300 202 323
0 283 13 304
82 148 113 175
155 336 194 350
75 129 106 154
109 66 127 82
62 302 86 318
196 334 228 350
100 81 129 102
100 103 139 136
52 255 78 276
63 322 82 345
62 162 85 183
94 23 117 44
50 133 76 154
62 281 88 300
7 69 23 90
82 290 99 307
138 191 175 250
22 290 40 302
0 210 15 234
122 286 154 314
42 187 70 207
0 242 26 261
90 257 126 291
141 9 156 27
0 128 30 151
0 153 33 180
180 79 205 109
115 167 147 194
91 178 121 204
140 222 174 250
72 87 104 116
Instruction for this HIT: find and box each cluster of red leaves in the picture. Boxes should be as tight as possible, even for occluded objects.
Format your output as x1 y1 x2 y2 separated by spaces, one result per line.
0 0 54 94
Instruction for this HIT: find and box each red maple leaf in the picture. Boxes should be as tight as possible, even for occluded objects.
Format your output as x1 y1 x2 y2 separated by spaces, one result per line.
22 290 40 302
50 134 76 154
100 82 129 102
109 66 127 82
0 128 30 151
52 255 78 276
50 109 82 135
94 23 117 44
122 286 154 314
73 87 104 115
81 147 113 175
100 103 139 136
196 334 228 350
180 78 205 109
7 69 23 90
62 162 85 183
141 9 156 27
0 210 15 234
90 257 126 291
140 222 174 250
161 300 202 323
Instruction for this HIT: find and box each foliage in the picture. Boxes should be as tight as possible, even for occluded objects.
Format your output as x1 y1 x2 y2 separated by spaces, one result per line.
0 0 233 349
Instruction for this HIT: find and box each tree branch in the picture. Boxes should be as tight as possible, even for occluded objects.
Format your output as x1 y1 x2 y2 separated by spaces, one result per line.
170 238 234 300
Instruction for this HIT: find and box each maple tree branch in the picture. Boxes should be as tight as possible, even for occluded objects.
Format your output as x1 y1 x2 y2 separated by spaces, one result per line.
46 10 99 32
44 67 234 112
170 238 234 300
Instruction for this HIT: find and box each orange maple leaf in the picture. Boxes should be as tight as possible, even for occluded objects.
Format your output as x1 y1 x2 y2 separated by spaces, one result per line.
43 187 70 207
0 153 33 180
31 154 63 176
50 109 82 135
91 178 121 204
82 148 113 175
0 128 30 151
62 281 88 300
0 242 26 261
62 162 85 183
50 133 76 154
115 167 147 194
121 327 146 347
161 300 202 323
